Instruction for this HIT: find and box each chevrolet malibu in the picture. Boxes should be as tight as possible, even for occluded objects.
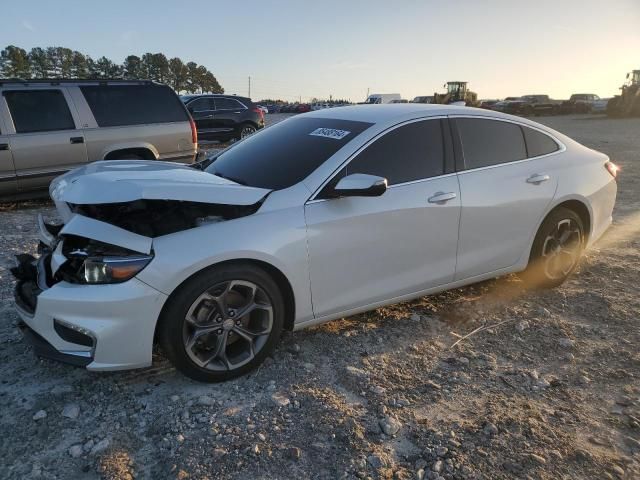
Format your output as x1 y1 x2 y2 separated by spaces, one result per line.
12 105 618 382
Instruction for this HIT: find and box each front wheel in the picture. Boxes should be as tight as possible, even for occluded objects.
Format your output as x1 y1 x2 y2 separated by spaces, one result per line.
520 208 585 289
158 264 284 382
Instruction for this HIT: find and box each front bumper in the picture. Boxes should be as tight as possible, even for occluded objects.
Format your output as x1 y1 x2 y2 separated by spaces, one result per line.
12 252 168 371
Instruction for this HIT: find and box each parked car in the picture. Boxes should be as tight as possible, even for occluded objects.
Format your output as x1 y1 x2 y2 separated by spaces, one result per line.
363 93 401 104
505 95 560 116
592 97 610 114
560 94 601 114
412 96 434 104
479 99 499 110
181 94 264 142
492 97 522 112
0 79 197 201
13 104 617 382
295 104 311 113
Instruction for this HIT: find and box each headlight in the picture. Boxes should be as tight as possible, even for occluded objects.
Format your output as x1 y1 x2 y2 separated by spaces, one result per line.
82 255 153 284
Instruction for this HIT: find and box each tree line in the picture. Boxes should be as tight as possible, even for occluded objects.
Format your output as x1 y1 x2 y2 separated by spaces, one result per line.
0 45 223 94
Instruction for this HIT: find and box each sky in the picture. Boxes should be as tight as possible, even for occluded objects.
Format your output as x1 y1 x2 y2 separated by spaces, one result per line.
2 0 639 102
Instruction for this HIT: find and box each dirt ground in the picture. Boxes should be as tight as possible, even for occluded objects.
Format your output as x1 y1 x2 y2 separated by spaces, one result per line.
0 114 638 480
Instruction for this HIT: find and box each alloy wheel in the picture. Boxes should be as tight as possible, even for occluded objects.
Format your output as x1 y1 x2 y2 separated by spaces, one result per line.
240 125 256 138
541 218 583 280
182 280 273 371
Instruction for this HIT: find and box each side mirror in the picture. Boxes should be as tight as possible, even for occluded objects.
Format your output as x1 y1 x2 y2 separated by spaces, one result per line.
332 173 387 198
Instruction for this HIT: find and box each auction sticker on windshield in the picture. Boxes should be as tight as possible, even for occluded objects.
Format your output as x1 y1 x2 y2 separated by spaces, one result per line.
309 128 351 140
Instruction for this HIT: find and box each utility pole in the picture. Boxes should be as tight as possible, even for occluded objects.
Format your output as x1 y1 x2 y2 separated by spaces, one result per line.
366 87 370 100
248 76 251 98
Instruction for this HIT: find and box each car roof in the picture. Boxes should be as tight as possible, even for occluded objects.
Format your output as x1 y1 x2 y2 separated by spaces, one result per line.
183 94 251 102
303 104 519 124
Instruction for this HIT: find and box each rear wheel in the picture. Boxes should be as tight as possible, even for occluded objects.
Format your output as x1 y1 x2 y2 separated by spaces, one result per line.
158 264 284 382
521 208 585 289
237 123 257 140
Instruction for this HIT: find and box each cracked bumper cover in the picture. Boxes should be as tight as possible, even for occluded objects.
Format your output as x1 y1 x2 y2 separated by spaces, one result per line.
13 253 168 371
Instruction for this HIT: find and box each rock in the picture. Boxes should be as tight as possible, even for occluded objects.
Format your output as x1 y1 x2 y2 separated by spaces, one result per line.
62 403 80 419
548 449 563 460
288 343 301 354
252 444 260 455
558 338 575 348
503 462 523 474
170 395 180 403
435 446 448 457
286 447 302 460
432 460 443 473
483 423 498 436
612 465 624 477
197 396 215 406
257 433 266 442
416 468 425 480
529 453 546 464
68 445 83 458
425 380 442 390
346 366 370 378
90 439 110 455
83 440 94 453
457 357 470 366
176 434 185 443
271 392 290 408
516 320 529 332
537 378 551 389
370 385 386 395
303 362 315 372
33 410 47 421
367 454 384 469
379 416 402 436
410 313 421 321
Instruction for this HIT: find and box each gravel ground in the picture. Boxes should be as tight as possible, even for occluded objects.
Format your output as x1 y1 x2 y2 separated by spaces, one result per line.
0 114 639 480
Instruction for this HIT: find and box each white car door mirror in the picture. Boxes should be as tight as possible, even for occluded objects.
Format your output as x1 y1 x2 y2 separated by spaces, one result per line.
332 173 387 198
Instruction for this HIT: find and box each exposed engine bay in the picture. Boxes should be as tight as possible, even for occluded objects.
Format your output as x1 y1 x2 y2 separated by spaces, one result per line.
68 199 263 237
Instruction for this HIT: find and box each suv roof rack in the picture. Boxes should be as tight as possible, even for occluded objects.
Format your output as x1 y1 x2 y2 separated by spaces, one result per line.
0 78 159 86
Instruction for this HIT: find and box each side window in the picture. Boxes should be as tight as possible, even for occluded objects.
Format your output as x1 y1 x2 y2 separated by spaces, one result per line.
215 98 245 110
80 85 189 127
4 90 75 134
345 120 445 185
188 98 214 112
457 118 526 169
522 126 559 158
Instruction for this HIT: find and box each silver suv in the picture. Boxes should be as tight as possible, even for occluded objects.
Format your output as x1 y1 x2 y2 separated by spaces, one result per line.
0 79 197 200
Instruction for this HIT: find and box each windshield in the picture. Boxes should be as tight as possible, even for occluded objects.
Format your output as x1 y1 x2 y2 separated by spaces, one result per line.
206 117 373 190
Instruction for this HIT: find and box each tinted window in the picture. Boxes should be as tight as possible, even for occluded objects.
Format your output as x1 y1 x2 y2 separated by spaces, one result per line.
215 98 245 110
81 85 189 127
523 126 559 158
207 117 372 190
457 118 526 169
188 97 214 112
346 120 444 185
4 90 75 133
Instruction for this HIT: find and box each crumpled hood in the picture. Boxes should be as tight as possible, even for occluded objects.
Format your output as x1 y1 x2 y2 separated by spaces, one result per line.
50 160 271 205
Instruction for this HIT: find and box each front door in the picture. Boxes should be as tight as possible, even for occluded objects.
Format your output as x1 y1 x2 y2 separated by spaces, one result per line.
212 97 247 135
305 119 461 318
3 88 88 193
187 97 217 140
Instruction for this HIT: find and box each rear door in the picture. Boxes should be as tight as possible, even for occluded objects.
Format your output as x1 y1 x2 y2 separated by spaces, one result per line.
0 109 17 196
3 88 88 193
213 97 247 133
452 116 560 280
305 118 460 318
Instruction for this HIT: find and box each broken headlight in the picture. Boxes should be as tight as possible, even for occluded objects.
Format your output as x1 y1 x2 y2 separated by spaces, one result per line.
82 255 153 284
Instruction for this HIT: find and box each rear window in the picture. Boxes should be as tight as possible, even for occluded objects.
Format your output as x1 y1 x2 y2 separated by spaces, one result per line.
523 126 559 157
81 85 189 127
207 117 373 190
4 89 75 133
457 118 527 169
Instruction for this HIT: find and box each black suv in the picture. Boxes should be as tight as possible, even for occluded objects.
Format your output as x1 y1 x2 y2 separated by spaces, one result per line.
181 94 265 142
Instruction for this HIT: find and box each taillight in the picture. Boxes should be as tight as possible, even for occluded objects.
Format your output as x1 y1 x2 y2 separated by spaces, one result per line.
605 161 619 179
189 118 197 145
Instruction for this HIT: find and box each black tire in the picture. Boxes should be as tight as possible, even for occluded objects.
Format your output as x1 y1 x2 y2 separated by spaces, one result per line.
158 264 284 382
236 123 257 140
520 207 585 289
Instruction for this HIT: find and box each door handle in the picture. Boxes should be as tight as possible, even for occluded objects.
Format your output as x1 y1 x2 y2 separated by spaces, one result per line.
526 174 550 184
0 143 8 151
428 191 457 204
70 136 84 144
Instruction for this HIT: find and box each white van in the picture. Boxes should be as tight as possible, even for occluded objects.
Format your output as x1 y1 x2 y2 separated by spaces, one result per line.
363 93 401 104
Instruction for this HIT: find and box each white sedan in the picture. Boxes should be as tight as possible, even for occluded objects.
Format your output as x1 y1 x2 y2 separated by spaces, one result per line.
12 105 618 382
